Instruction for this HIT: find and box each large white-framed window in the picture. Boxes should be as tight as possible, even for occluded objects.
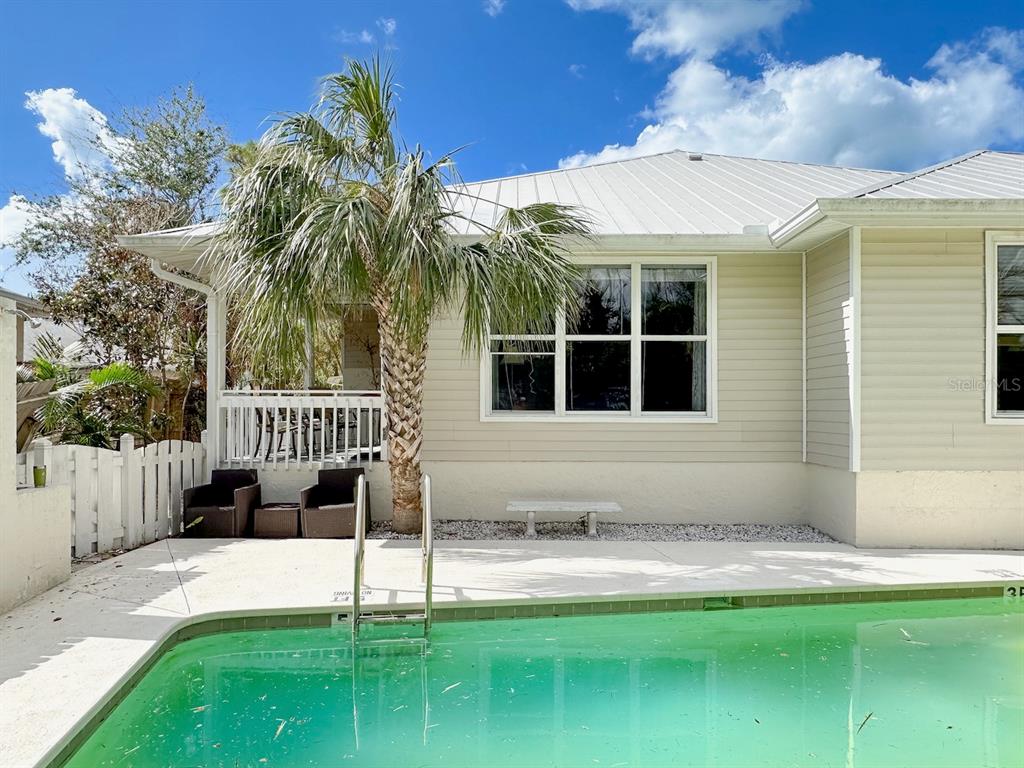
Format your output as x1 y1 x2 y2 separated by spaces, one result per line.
985 231 1024 423
482 256 717 423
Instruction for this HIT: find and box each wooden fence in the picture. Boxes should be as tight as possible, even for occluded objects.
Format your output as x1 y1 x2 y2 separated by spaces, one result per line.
17 434 207 557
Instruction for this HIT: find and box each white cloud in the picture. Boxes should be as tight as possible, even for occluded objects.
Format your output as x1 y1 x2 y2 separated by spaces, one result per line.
24 88 114 179
0 195 38 294
568 63 586 79
377 17 397 36
567 0 801 58
334 28 375 45
483 0 506 17
2 89 115 293
560 10 1024 171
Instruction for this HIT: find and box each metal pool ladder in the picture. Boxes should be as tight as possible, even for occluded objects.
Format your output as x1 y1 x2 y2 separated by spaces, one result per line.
351 473 434 639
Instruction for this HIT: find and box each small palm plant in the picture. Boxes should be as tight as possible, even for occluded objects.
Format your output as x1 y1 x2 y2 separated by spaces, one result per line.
216 58 591 533
20 334 158 448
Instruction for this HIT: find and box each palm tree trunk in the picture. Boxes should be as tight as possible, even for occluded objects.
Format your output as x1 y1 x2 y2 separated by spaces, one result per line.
378 312 427 534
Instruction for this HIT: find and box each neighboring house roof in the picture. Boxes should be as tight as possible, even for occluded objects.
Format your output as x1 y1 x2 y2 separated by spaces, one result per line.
447 150 898 236
845 150 1024 200
0 287 47 316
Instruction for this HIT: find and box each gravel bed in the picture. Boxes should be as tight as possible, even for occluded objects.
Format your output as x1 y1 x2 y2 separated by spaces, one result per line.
369 519 836 543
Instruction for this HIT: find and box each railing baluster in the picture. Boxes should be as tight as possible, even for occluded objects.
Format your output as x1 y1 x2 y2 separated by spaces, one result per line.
355 407 362 467
218 390 383 471
344 405 350 467
272 403 280 467
331 401 338 466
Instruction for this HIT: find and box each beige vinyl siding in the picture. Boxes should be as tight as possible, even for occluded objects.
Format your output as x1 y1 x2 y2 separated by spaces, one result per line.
422 252 802 463
860 228 1024 470
805 232 852 469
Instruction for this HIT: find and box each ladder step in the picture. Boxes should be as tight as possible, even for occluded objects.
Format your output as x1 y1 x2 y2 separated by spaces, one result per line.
359 613 426 624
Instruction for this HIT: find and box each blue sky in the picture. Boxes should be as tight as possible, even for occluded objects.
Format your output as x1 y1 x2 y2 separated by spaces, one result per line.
2 0 1023 293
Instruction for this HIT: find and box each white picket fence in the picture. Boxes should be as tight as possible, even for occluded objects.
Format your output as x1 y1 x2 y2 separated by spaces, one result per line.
17 434 207 557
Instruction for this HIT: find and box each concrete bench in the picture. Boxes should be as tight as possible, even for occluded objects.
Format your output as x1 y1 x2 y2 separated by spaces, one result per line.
506 500 622 538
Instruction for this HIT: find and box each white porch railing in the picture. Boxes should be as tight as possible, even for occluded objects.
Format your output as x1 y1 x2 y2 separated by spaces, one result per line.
219 390 385 469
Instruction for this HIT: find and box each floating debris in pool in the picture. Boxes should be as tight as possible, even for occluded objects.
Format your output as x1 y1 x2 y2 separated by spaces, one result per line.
857 712 874 733
442 682 462 693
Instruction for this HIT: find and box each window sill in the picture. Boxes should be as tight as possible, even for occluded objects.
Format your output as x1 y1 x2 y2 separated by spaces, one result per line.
986 414 1024 426
481 413 719 425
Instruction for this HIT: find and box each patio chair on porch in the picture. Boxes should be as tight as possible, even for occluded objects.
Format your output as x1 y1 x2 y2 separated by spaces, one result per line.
183 469 261 537
253 408 299 461
299 467 369 538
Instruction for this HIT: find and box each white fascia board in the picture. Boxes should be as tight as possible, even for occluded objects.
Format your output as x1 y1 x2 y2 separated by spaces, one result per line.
771 198 1024 249
815 197 1024 225
452 232 779 253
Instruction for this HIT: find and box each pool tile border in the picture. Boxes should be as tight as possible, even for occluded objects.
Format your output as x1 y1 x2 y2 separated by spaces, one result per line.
47 583 1009 767
429 584 1005 622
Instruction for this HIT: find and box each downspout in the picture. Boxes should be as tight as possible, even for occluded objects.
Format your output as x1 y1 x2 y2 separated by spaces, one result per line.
148 259 223 478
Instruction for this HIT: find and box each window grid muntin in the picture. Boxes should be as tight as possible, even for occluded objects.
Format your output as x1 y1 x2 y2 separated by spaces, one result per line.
485 258 714 419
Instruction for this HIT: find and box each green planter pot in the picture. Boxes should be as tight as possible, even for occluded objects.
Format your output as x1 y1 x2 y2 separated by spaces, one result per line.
33 466 47 488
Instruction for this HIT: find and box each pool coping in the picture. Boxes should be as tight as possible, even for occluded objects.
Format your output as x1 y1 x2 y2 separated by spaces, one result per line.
45 580 1012 768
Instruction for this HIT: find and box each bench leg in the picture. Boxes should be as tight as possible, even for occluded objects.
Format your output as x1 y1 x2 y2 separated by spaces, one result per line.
526 511 536 538
587 511 597 538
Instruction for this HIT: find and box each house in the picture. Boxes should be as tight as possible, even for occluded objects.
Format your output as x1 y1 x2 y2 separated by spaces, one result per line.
120 149 1024 549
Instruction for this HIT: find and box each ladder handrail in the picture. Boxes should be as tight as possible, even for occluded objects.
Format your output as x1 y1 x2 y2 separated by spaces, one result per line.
421 474 433 633
352 473 367 637
351 472 433 638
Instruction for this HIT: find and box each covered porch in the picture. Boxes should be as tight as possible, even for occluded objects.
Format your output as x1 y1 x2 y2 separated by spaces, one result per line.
141 249 387 475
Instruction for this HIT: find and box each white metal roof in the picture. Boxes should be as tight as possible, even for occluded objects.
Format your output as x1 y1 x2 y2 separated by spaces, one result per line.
121 148 1024 274
447 150 898 236
848 150 1024 200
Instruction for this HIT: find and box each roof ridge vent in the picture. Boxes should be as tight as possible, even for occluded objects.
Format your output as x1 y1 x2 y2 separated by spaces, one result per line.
687 152 703 161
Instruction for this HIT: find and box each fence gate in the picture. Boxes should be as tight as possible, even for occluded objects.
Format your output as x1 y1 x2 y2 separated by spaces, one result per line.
17 434 207 557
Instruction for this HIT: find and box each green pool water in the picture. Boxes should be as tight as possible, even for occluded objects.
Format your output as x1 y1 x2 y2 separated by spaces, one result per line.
66 598 1023 768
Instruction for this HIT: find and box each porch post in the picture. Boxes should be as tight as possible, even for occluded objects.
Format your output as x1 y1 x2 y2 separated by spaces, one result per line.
206 292 227 479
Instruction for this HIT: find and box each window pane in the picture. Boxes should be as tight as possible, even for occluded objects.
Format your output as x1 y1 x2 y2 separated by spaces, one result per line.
566 341 630 411
570 267 630 335
998 245 1024 326
642 267 707 335
642 341 706 412
996 333 1024 414
491 351 554 411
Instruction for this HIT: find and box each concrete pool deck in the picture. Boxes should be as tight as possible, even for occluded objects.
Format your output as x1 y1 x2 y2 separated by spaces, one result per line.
1 537 1022 767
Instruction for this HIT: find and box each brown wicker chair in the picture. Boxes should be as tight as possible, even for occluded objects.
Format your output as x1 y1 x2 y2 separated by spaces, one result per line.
183 469 261 537
299 468 369 538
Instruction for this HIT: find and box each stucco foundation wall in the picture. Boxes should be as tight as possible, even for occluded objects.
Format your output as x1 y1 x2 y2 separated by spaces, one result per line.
1 297 72 613
802 463 857 544
855 470 1024 549
421 460 805 523
0 486 71 613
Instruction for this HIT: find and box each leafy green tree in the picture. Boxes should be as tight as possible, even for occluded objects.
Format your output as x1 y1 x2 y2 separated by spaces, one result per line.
10 86 226 439
217 59 590 533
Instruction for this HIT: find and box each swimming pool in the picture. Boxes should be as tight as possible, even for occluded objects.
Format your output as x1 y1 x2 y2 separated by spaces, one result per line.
65 598 1023 767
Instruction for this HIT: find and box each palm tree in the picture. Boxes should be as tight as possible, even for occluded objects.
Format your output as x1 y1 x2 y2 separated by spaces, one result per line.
215 58 591 533
20 334 158 448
